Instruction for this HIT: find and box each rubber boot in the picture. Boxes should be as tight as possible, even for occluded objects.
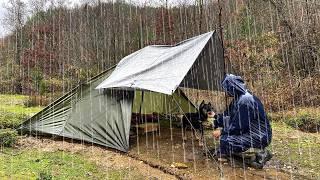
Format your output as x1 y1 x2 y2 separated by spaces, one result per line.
250 149 272 169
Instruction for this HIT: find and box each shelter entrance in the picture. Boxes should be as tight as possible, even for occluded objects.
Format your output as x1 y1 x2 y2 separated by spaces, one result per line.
129 88 197 139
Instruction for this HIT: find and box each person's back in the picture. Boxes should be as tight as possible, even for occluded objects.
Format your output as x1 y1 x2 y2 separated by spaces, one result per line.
230 91 272 147
212 74 272 168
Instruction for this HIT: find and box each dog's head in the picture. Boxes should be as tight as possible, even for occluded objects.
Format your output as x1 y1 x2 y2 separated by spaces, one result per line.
199 100 214 120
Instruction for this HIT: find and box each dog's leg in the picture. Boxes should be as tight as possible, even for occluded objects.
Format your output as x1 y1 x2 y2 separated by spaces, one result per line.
194 129 200 140
182 122 187 141
183 126 188 140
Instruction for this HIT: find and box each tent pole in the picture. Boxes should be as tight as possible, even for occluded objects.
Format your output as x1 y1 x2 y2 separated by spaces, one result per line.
170 95 223 175
134 90 145 154
139 91 145 124
218 0 225 74
218 0 229 112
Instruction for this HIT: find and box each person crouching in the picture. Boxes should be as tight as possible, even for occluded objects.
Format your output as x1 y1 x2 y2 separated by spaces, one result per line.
212 74 272 168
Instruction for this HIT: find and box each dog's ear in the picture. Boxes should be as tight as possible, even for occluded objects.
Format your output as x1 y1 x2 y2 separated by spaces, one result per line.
199 100 205 107
208 102 212 106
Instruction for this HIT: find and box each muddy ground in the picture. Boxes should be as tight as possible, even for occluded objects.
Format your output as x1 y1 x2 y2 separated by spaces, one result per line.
129 124 308 180
15 124 314 180
17 137 176 180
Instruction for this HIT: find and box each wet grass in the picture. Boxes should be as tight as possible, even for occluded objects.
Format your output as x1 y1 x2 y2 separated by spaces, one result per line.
0 94 43 114
270 121 320 179
0 94 42 128
1 149 138 179
0 148 133 179
266 108 320 178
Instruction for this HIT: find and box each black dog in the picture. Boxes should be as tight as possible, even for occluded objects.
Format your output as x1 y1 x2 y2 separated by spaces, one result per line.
182 100 214 146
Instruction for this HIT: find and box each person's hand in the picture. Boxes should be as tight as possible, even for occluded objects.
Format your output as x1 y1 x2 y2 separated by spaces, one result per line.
212 129 221 139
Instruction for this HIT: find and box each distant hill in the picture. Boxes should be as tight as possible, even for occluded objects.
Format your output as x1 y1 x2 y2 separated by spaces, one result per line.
0 0 319 110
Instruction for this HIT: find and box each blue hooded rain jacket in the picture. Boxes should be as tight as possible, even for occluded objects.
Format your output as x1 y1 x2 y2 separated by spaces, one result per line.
214 74 272 155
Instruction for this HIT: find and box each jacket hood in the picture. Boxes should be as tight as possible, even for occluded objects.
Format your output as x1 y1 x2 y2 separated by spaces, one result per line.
221 74 247 96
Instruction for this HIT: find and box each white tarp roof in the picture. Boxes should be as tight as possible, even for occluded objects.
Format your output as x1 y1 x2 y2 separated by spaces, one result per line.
96 31 222 95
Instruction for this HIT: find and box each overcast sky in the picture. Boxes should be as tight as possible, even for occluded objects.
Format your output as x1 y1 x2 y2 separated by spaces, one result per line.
0 0 85 37
0 0 192 37
0 0 10 37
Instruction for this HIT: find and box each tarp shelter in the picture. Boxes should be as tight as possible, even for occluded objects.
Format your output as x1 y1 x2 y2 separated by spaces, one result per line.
19 31 224 152
96 31 224 94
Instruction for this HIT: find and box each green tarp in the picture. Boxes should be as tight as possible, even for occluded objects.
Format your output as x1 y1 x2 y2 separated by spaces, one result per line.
19 31 224 152
19 67 196 152
133 90 197 114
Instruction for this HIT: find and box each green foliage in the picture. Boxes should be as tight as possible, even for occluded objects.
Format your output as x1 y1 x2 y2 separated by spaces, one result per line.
39 81 48 96
24 95 54 107
0 110 27 129
37 172 52 180
285 111 320 133
0 129 18 147
0 94 42 128
78 68 88 83
0 94 29 106
26 7 55 25
255 32 279 48
31 70 46 94
43 78 64 93
239 7 254 38
269 108 320 133
24 96 39 107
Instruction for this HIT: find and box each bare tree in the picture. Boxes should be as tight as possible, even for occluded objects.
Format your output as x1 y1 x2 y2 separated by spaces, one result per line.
3 0 26 32
28 0 48 14
3 0 26 93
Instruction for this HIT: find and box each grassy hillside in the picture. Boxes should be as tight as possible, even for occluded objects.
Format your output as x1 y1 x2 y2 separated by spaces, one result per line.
0 0 319 112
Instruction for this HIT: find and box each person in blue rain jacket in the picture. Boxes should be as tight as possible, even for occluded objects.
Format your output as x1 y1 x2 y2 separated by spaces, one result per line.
212 74 272 165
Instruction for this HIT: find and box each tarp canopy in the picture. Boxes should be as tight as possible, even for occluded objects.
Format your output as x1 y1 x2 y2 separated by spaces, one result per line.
19 66 196 152
96 31 224 94
19 31 224 152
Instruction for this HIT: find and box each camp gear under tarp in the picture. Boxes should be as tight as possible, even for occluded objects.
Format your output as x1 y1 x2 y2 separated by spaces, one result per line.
19 31 224 152
96 31 224 94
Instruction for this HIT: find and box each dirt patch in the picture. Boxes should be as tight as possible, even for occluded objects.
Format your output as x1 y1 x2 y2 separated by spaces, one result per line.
15 123 316 179
17 136 177 180
128 126 306 179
